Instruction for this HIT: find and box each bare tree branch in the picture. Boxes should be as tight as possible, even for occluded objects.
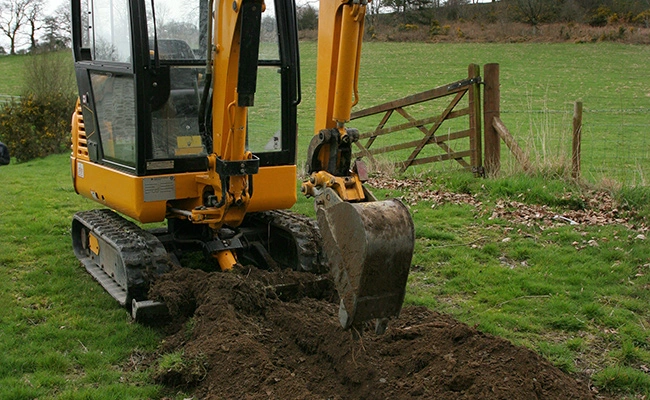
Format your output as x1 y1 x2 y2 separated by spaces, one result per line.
0 0 33 54
26 0 43 50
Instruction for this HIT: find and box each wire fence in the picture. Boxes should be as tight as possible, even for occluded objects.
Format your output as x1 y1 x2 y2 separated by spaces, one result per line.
0 94 18 105
496 93 650 187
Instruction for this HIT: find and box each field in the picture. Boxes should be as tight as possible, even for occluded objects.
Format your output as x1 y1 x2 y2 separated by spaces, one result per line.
1 42 650 398
297 42 650 185
1 44 648 183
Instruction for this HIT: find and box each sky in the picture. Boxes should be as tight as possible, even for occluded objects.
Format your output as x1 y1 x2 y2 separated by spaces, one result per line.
1 0 494 51
0 0 64 51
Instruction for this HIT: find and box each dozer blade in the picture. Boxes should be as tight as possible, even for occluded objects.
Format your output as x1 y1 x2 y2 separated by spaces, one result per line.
317 198 415 332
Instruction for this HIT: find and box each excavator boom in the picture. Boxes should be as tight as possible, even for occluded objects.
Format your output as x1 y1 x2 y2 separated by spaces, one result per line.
302 0 415 331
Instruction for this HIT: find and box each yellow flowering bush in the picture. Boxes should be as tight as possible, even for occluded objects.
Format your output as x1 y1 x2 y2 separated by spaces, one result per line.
0 93 76 163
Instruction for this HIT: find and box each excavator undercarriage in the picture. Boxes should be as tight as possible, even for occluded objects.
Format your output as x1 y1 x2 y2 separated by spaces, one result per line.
72 208 335 320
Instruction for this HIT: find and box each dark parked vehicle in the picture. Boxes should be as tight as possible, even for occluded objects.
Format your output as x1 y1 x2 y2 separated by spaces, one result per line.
0 142 9 165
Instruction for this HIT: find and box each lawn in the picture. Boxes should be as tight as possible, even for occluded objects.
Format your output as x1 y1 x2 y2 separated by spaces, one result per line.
0 155 164 399
2 43 647 183
4 153 650 398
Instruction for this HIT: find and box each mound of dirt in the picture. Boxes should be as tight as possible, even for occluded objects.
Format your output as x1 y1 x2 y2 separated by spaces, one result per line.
150 267 597 400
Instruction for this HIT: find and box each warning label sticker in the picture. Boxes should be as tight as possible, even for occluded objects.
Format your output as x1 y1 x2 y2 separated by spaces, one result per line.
143 176 176 202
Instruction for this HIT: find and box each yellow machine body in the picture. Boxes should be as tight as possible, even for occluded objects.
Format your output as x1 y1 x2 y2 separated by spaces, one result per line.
71 159 297 223
72 101 296 224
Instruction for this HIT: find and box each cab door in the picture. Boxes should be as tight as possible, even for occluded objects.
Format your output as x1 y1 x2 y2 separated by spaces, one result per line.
71 0 144 173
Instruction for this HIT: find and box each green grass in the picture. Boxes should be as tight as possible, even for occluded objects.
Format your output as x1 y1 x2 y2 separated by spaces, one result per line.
302 167 650 397
0 55 30 96
0 51 72 97
370 170 650 397
2 43 648 183
0 155 166 399
4 145 650 399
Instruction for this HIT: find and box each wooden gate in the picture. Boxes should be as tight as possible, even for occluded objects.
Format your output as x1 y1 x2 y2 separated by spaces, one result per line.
351 64 483 174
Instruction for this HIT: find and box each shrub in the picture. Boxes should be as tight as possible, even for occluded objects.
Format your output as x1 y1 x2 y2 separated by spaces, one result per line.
633 10 650 28
0 93 76 163
0 51 76 163
607 13 619 25
429 20 441 36
597 26 627 42
398 23 419 32
23 51 76 100
589 6 612 27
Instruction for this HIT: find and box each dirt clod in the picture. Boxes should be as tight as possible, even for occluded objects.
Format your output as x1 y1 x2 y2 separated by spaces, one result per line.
149 267 596 399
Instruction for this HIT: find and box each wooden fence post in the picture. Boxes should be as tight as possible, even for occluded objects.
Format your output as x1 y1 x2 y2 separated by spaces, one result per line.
572 101 583 180
483 63 500 176
468 64 482 176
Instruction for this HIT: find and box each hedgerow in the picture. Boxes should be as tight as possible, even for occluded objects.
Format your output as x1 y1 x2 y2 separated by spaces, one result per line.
0 93 75 163
0 51 76 163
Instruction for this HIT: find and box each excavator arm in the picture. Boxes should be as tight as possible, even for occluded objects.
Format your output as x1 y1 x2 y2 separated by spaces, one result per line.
303 0 415 333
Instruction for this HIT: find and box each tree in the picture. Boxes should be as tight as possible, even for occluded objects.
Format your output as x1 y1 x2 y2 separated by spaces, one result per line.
159 21 200 48
384 0 408 14
54 3 71 41
512 0 557 32
30 2 70 52
25 0 42 50
558 0 585 23
260 15 277 42
445 0 469 20
296 4 317 31
383 0 436 22
367 0 385 28
40 15 68 50
0 0 33 54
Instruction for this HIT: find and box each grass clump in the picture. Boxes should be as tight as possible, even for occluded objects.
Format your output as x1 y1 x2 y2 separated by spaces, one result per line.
616 186 650 220
612 340 645 366
154 351 208 387
537 341 577 373
593 366 650 395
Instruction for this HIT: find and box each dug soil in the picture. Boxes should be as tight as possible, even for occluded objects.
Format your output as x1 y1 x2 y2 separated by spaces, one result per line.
150 267 599 400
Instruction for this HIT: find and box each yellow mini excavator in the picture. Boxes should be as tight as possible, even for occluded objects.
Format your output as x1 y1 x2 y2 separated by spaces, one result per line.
69 0 414 332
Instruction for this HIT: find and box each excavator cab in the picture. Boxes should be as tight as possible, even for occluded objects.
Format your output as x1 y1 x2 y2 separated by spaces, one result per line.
69 0 414 331
70 0 297 185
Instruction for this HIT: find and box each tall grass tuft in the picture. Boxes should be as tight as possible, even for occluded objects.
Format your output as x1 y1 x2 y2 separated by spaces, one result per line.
23 51 76 99
503 91 573 181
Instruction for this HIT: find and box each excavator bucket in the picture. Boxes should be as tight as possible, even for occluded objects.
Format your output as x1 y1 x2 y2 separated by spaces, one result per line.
317 198 415 333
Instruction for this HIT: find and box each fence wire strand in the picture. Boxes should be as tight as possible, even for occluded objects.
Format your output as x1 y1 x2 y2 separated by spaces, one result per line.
501 100 650 186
